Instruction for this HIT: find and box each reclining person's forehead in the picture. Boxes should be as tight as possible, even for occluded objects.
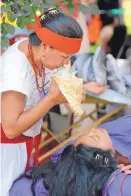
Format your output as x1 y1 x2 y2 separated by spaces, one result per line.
74 128 113 150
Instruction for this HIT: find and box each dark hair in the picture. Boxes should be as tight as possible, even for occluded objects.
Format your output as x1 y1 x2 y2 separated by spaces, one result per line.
21 144 116 196
97 0 119 26
107 25 127 58
100 15 115 26
29 8 83 46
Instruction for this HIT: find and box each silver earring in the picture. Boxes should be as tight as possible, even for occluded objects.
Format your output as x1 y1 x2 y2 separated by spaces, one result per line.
104 157 108 164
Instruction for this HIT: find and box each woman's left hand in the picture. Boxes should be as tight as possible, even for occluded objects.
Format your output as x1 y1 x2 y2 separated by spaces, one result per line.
84 82 108 95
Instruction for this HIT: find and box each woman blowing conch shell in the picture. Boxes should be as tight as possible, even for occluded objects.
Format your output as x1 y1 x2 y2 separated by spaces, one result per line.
1 7 107 196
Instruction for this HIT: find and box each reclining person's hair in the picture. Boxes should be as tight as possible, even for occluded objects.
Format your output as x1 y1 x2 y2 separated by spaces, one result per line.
21 144 117 196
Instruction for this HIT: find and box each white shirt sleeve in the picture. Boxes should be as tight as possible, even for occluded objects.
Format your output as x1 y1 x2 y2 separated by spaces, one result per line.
1 52 31 98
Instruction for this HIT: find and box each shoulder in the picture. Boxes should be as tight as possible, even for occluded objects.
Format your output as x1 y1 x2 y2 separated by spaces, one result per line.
1 41 31 75
103 169 131 196
9 176 33 196
2 47 27 68
1 42 33 82
9 173 49 196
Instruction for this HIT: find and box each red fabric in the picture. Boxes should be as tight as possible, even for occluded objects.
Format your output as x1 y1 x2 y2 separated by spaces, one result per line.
27 15 82 54
9 35 28 46
88 15 102 44
1 124 41 171
34 133 42 166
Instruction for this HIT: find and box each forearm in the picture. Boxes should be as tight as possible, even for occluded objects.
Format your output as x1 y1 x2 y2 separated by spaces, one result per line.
115 151 130 166
118 155 130 166
4 94 55 138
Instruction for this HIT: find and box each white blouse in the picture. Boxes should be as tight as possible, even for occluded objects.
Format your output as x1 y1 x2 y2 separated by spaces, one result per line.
0 39 53 137
0 39 54 196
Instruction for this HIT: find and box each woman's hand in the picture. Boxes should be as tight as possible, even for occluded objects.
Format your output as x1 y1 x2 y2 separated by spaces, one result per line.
47 79 67 105
84 82 108 95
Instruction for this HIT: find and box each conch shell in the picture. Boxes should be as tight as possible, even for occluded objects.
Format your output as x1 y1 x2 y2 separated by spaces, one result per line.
53 68 84 116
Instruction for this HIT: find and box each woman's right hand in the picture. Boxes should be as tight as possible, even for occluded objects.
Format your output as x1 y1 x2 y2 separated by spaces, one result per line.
47 79 67 105
84 82 108 95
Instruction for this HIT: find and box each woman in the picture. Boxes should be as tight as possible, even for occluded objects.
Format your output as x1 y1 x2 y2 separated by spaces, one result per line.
9 115 131 196
1 8 107 196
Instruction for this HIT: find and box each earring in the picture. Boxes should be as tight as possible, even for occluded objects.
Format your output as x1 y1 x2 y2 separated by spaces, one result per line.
95 154 103 160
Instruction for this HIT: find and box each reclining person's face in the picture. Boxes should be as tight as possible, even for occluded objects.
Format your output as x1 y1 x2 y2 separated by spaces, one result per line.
75 128 113 150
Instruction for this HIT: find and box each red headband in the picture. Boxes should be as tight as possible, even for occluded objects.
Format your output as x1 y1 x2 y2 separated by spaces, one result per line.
27 15 82 54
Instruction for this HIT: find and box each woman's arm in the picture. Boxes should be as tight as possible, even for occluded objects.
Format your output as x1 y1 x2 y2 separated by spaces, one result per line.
2 81 67 139
1 91 54 138
116 151 130 166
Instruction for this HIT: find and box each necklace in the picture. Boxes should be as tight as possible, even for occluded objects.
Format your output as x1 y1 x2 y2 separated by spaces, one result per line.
28 43 45 92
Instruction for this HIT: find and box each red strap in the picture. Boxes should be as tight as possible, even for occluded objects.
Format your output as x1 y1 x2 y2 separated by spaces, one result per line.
34 133 42 166
9 35 28 46
25 138 34 172
1 124 32 143
1 124 41 171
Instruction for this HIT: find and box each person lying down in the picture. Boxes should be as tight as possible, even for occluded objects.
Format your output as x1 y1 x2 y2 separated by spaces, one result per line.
10 115 131 196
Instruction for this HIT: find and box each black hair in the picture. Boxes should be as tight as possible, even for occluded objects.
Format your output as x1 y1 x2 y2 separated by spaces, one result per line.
19 144 116 196
29 8 83 46
100 15 115 26
107 25 127 58
97 0 119 26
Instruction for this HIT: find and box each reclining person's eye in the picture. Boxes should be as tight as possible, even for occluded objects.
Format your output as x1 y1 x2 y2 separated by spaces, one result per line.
94 135 100 141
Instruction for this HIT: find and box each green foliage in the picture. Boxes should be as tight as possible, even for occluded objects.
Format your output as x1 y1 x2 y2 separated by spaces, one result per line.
67 3 75 14
1 0 99 50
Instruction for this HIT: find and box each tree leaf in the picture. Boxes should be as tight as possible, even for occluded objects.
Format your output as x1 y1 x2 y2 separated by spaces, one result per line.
3 23 15 35
46 0 55 5
1 5 9 14
1 23 7 36
88 4 99 15
22 4 31 17
1 36 9 50
22 15 33 26
32 0 41 7
79 4 99 15
16 16 25 28
78 4 88 14
67 4 75 14
40 4 49 9
7 12 16 22
64 0 72 4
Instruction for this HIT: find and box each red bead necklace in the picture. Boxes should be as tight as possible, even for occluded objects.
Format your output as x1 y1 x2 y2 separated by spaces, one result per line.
28 43 45 92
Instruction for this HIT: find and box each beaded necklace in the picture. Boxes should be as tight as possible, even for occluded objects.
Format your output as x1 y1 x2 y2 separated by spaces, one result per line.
28 43 45 92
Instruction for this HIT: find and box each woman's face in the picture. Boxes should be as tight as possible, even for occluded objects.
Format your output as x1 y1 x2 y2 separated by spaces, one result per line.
40 44 71 70
75 128 113 150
